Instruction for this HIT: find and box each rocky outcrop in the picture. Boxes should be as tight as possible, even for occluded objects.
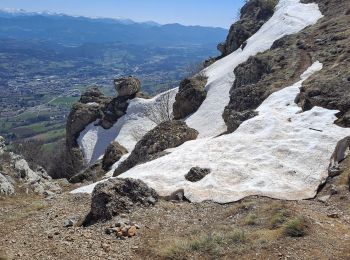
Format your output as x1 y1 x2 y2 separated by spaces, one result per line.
185 167 211 182
66 88 110 174
66 79 144 177
114 76 141 97
102 142 128 171
13 156 61 195
114 121 198 176
218 0 277 57
99 96 131 129
83 178 158 225
223 33 314 133
173 75 208 119
69 161 105 184
223 0 350 133
0 145 62 196
0 172 15 196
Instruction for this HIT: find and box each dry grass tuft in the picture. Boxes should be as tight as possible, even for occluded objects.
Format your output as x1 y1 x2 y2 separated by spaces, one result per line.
282 217 307 237
158 230 246 260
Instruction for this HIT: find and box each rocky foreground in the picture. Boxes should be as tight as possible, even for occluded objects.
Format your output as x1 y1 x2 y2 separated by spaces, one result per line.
0 161 349 260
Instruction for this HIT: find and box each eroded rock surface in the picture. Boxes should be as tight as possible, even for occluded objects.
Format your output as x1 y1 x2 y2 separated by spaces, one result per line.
224 0 350 133
114 121 198 176
102 142 128 171
84 178 158 225
173 76 208 120
218 0 277 57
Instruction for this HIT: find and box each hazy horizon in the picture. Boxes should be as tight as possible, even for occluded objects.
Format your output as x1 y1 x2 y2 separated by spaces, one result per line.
0 0 244 28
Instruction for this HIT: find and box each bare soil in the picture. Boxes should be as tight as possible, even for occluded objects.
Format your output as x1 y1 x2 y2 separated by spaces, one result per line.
1 164 349 260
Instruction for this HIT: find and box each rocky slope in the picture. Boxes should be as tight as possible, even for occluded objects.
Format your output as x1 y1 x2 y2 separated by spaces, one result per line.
72 0 348 205
217 0 278 57
223 0 350 132
2 0 350 259
0 136 62 197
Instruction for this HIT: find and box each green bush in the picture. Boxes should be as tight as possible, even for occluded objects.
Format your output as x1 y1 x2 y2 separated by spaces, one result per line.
283 217 307 237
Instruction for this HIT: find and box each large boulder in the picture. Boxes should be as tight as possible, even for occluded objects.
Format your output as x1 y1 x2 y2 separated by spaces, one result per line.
83 178 158 225
218 0 277 57
114 76 141 97
185 167 211 182
114 121 198 176
102 142 128 171
173 76 208 120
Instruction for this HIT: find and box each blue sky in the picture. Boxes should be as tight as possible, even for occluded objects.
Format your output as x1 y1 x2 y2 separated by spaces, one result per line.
0 0 245 28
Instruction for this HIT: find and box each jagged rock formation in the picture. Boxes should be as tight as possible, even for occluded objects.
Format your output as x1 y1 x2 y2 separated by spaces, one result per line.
99 96 132 129
224 0 350 132
217 0 277 57
102 142 128 171
66 77 146 178
185 167 211 182
173 75 208 120
69 161 105 184
114 121 198 176
66 87 111 173
83 178 158 225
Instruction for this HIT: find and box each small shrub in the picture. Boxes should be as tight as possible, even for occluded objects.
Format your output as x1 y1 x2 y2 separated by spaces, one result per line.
244 213 258 226
269 211 288 229
283 217 307 237
144 91 175 125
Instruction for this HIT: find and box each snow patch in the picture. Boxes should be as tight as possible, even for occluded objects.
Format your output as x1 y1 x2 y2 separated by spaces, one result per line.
185 0 323 138
73 62 350 203
77 90 177 164
72 1 332 202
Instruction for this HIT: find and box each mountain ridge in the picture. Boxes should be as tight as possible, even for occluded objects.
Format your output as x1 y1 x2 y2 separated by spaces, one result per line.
0 9 227 46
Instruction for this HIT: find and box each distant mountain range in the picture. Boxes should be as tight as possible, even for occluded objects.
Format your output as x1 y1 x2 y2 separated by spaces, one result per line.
0 9 227 46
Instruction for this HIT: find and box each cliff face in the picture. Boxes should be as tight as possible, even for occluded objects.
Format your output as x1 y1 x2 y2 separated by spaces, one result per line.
223 0 350 132
217 0 277 57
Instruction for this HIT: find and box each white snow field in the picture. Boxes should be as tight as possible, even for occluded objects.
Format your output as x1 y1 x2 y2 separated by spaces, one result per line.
77 0 323 165
77 89 177 164
71 1 350 203
72 62 350 203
